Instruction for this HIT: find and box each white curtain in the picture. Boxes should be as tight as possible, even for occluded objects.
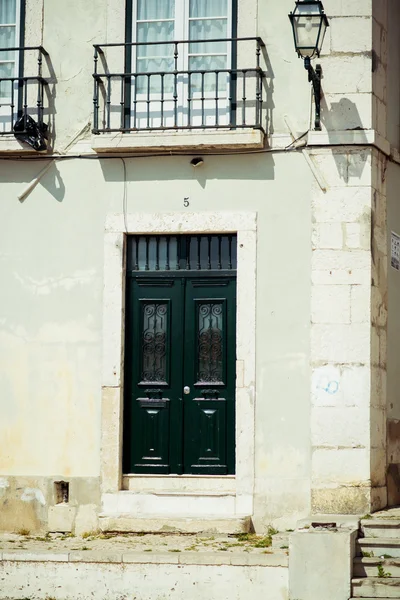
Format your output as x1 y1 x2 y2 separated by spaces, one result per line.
137 0 174 21
189 0 229 93
190 0 227 18
136 0 175 93
0 0 17 92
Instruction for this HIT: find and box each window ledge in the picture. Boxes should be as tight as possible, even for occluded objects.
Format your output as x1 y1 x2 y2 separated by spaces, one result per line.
92 128 265 153
0 135 43 154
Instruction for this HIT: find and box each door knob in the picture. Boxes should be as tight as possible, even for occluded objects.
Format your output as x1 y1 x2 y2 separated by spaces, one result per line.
183 386 190 395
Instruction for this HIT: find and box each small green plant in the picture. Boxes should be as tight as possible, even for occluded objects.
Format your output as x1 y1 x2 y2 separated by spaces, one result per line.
144 548 152 552
253 536 272 549
218 547 228 551
82 530 98 539
361 514 372 520
286 529 294 533
381 554 394 559
16 528 30 536
168 549 181 553
377 564 391 578
361 551 374 558
267 526 279 536
237 533 252 542
280 545 289 549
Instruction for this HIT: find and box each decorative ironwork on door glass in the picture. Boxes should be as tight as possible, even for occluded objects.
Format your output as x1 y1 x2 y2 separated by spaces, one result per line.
127 234 237 272
141 302 168 383
197 302 224 384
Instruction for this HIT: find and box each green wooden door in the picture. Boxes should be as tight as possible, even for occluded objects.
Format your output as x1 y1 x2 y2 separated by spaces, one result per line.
123 236 237 476
183 278 236 474
123 277 184 474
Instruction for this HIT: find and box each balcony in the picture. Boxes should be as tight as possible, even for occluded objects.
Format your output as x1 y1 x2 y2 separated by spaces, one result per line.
92 37 266 152
0 46 49 152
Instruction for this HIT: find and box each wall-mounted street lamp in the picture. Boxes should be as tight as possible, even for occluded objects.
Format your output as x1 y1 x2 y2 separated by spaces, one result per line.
289 0 329 130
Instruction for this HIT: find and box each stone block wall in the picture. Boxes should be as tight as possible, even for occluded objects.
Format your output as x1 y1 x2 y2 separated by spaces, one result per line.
310 147 387 514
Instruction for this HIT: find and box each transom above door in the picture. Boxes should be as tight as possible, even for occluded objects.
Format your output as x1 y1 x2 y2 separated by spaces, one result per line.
131 0 233 128
123 234 237 476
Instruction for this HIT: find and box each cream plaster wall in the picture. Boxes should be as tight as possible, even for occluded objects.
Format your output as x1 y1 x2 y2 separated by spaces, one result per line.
0 151 312 528
0 0 393 530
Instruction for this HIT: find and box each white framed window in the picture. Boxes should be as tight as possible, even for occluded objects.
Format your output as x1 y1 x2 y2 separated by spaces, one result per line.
0 0 21 131
131 0 233 128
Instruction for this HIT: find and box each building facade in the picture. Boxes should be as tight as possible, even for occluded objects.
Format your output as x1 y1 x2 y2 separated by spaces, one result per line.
0 0 399 537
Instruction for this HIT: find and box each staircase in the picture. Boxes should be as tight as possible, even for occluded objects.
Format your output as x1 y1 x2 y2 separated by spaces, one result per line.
352 518 400 599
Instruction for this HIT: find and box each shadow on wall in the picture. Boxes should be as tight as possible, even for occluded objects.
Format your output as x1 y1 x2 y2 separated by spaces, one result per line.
261 46 275 136
321 97 369 184
99 152 276 187
43 53 58 151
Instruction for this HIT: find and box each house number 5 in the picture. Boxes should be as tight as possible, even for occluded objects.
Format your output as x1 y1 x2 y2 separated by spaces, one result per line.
184 197 190 207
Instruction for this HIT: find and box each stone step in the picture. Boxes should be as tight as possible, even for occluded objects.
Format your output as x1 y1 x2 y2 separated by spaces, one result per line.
352 578 400 598
271 533 289 550
362 520 400 539
99 514 252 535
354 557 400 578
357 538 400 558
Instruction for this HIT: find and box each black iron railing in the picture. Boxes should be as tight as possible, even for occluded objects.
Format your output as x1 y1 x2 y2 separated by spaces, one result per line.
92 37 265 134
0 46 48 135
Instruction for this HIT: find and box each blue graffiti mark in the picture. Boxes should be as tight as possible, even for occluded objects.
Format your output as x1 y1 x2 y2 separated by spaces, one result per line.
323 380 339 395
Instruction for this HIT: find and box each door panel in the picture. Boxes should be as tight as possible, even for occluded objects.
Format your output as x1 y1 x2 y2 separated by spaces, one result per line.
183 278 236 474
123 278 184 474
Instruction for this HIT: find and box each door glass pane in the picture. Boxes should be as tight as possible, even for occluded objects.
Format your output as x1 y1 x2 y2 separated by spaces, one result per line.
137 0 175 21
136 5 175 95
197 303 224 384
189 19 227 53
0 0 16 23
190 0 228 18
141 302 168 383
137 22 174 55
0 0 17 99
189 55 227 93
0 60 12 97
136 58 174 94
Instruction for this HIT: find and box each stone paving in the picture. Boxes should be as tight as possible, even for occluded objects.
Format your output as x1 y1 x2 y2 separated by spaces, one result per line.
0 530 290 566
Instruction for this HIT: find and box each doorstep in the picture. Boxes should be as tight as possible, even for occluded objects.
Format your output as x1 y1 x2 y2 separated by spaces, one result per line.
98 514 252 534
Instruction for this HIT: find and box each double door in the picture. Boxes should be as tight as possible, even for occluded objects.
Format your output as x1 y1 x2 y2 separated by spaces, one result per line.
123 274 236 475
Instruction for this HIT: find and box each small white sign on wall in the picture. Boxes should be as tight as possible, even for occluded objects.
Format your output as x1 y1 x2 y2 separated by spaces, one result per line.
391 231 400 271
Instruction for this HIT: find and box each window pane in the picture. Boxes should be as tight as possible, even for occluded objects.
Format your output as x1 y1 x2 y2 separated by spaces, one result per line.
137 0 174 21
0 24 16 55
137 21 174 57
190 0 227 18
0 0 16 24
189 19 227 54
0 62 13 97
189 55 227 93
136 58 174 94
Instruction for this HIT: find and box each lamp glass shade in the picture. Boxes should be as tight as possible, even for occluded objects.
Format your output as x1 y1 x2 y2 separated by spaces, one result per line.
289 0 329 59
